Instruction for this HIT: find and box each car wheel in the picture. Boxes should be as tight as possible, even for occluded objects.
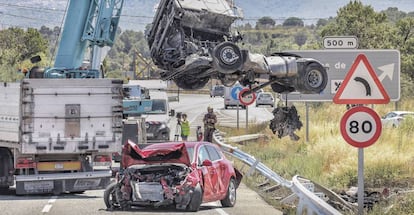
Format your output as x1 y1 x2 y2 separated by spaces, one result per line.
225 105 228 109
187 183 203 212
296 62 327 94
221 178 236 207
104 182 120 210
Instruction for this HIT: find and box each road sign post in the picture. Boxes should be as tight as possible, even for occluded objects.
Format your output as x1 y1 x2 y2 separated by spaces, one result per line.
231 86 243 129
340 106 382 215
238 88 256 131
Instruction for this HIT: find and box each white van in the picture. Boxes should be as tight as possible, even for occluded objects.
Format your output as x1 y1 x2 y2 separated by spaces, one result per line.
224 83 246 109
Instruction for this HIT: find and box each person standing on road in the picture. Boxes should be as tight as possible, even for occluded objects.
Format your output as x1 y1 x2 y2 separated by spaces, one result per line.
180 113 190 141
203 106 217 142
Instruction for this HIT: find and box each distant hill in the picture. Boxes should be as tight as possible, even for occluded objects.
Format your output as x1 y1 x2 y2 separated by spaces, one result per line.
0 0 413 31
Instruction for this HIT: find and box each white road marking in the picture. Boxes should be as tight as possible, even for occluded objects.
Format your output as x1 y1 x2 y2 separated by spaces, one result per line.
41 196 58 213
204 202 229 215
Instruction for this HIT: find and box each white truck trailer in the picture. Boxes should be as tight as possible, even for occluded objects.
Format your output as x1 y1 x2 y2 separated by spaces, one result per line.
0 79 123 195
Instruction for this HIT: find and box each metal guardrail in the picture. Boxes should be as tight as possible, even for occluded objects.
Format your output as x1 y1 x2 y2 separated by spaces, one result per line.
212 130 347 215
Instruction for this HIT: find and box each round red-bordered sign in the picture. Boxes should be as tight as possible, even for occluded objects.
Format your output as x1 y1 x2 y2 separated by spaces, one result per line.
238 88 256 106
340 106 382 148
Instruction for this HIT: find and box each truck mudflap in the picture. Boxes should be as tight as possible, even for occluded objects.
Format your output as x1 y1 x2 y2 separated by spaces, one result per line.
15 171 111 195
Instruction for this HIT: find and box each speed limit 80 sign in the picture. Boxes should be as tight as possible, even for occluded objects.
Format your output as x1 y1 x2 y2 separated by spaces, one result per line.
340 106 382 148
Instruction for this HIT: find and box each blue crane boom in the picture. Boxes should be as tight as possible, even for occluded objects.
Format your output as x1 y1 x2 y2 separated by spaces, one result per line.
45 0 124 78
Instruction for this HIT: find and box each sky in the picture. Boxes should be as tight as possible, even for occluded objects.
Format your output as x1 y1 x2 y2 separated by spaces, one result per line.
0 0 413 31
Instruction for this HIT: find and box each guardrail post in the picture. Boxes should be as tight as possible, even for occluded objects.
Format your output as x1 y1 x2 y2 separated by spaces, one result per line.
247 159 260 177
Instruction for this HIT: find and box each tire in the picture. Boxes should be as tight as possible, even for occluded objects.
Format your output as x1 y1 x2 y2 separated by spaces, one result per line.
104 182 120 210
187 183 203 212
296 62 327 94
213 42 243 74
221 178 237 207
0 186 9 195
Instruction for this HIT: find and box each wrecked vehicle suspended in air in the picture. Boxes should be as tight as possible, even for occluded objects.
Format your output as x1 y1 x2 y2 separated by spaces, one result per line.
104 140 243 211
147 0 327 140
147 0 328 95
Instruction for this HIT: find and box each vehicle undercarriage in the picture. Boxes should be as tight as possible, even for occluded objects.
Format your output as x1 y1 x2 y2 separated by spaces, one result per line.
147 0 328 140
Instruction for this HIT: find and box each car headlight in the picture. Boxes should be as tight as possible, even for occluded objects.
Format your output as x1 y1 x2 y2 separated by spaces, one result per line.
159 123 167 130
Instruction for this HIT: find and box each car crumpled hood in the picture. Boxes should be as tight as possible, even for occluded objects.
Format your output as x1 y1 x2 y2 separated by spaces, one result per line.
121 140 191 168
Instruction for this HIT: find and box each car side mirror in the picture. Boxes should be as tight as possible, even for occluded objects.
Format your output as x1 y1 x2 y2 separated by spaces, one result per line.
202 159 213 167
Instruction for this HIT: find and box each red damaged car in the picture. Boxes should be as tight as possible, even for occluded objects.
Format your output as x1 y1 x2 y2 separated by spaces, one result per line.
104 140 243 211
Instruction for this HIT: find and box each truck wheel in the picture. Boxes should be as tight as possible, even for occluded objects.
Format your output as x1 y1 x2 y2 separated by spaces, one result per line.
187 183 202 212
221 178 237 207
296 62 327 94
213 42 243 74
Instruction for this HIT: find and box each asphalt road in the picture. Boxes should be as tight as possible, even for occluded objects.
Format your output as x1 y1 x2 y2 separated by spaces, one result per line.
0 182 281 215
0 94 283 215
168 93 275 140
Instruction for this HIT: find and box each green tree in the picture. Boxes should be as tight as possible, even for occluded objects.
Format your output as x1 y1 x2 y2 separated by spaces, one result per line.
294 31 307 48
395 17 414 79
383 7 407 23
283 17 304 27
256 16 275 29
316 19 329 28
0 27 48 81
106 30 150 74
320 1 390 49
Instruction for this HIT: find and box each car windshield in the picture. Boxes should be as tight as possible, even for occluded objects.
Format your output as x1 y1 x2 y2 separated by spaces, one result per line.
146 99 166 114
260 93 272 98
123 85 142 98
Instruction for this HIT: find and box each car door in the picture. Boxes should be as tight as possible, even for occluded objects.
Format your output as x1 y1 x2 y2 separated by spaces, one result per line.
197 146 219 202
206 145 226 196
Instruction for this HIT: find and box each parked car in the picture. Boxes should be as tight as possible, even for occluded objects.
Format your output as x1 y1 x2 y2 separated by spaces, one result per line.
256 92 274 107
210 85 225 97
104 140 243 212
381 111 414 127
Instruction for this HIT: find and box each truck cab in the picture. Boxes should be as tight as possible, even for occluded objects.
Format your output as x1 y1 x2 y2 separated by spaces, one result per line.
121 81 174 142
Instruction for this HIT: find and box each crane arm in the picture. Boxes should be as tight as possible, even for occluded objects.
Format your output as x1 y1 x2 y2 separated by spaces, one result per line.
47 0 124 78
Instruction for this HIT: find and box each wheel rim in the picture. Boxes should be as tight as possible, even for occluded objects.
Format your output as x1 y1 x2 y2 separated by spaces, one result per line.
228 180 236 205
220 46 239 65
307 69 323 88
